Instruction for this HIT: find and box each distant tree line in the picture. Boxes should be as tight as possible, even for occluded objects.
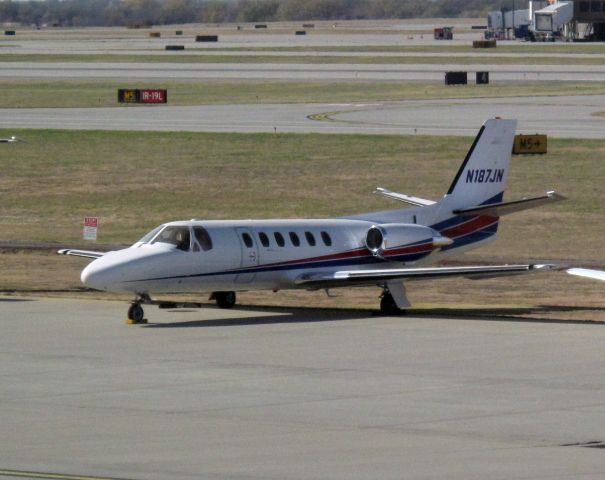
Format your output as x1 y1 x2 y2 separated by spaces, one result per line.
0 0 519 27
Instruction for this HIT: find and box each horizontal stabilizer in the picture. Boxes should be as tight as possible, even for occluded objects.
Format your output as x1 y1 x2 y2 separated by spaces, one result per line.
57 249 106 259
375 187 436 207
567 268 605 282
295 264 560 288
453 191 565 217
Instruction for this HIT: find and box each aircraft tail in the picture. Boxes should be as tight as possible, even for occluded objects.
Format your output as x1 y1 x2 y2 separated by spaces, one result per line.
428 118 517 251
440 118 517 211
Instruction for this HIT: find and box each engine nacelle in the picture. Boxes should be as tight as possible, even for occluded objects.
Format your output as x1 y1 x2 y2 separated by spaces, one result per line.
365 223 452 258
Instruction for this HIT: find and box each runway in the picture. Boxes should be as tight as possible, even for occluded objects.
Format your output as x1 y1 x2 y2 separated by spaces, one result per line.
2 95 605 138
2 297 605 479
3 61 605 82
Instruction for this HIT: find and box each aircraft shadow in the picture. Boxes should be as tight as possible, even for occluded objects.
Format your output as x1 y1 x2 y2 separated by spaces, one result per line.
0 297 34 303
142 305 369 328
399 305 605 326
141 304 605 328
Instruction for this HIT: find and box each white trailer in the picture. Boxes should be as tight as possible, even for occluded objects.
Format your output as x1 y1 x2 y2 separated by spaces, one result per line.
533 1 574 39
487 9 530 38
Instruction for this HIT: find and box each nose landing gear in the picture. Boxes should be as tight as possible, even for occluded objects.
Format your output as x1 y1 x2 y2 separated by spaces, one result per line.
127 294 150 324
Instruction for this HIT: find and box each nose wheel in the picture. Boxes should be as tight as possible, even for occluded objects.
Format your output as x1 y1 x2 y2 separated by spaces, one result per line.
127 295 149 324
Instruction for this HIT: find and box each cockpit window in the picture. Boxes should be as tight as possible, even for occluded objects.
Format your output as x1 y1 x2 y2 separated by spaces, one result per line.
137 225 164 244
193 226 213 251
151 226 191 251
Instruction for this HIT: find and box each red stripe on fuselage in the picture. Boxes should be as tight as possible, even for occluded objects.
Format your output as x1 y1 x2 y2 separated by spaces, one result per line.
440 215 497 239
249 240 435 271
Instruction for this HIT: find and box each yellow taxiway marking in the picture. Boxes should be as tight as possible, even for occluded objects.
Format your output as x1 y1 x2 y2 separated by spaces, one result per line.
0 469 136 480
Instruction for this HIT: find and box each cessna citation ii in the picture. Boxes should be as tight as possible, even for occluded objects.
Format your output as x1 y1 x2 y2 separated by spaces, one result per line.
59 118 564 323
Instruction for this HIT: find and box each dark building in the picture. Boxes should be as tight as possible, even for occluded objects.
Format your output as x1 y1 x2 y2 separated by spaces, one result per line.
574 0 605 39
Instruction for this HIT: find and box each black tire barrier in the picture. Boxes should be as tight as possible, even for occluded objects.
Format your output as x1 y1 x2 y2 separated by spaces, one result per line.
175 30 183 35
473 40 496 48
295 31 306 35
196 35 218 42
255 24 267 29
165 45 185 51
4 30 16 36
445 71 467 85
476 71 489 84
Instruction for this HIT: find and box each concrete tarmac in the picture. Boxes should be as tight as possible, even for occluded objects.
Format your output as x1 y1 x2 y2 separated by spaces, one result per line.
2 95 605 138
1 296 605 479
3 61 605 82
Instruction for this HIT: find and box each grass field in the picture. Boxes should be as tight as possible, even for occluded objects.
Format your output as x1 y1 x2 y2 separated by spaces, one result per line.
2 79 605 108
3 52 605 65
1 128 603 261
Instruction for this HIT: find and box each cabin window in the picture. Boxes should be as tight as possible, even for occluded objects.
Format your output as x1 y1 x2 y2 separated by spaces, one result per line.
305 231 316 246
592 1 602 11
274 232 285 247
580 1 589 12
259 232 270 247
321 231 332 246
242 232 253 248
289 232 300 247
193 226 213 251
152 226 191 252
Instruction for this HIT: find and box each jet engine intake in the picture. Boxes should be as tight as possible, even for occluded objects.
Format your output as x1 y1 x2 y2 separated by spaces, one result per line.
365 223 452 259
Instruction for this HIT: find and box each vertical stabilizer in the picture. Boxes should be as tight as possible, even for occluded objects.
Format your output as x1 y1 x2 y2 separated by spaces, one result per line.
443 118 517 210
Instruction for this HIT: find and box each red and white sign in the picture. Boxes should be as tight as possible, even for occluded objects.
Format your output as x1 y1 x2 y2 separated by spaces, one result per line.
83 216 98 241
140 89 167 104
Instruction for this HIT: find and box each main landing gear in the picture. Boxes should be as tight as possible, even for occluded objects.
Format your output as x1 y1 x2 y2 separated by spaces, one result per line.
379 289 405 316
212 291 236 309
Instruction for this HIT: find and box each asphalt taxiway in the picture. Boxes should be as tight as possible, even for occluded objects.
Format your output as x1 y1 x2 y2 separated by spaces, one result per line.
2 94 605 138
2 297 605 480
3 61 605 82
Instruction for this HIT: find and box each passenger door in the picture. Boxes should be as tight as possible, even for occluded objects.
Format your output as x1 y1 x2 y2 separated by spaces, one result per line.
235 227 259 283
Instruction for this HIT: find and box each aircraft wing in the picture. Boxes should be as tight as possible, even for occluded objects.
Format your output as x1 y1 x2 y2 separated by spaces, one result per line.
57 249 106 259
295 264 559 288
567 268 605 282
453 191 565 217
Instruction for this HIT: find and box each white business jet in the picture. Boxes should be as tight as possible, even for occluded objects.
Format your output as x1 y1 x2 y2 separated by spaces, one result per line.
59 118 564 322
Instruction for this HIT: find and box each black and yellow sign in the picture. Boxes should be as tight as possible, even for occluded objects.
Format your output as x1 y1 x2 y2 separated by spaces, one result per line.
513 134 547 154
118 89 139 104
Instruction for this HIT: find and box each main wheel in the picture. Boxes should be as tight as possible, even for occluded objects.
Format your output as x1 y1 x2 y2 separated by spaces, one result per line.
380 291 401 315
215 291 236 309
128 303 145 323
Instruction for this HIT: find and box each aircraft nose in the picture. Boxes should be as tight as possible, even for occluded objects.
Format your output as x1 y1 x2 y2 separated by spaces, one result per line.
81 256 129 292
81 261 111 291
